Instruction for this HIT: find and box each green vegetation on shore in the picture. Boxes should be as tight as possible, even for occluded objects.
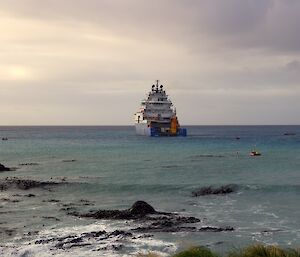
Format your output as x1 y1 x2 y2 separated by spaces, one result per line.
138 244 300 257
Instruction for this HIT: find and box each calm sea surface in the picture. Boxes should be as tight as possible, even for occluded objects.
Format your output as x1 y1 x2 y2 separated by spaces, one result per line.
0 126 300 256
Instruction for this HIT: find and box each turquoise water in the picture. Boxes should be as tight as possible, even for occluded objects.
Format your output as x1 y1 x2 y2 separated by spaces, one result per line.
0 126 300 256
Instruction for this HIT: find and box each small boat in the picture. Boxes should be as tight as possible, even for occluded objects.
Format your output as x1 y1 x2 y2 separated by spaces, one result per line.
250 150 261 156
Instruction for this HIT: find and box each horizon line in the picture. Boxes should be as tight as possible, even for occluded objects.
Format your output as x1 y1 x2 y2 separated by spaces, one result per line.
0 124 300 127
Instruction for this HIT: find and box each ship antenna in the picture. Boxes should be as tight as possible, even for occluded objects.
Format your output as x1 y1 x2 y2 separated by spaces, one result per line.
155 79 159 92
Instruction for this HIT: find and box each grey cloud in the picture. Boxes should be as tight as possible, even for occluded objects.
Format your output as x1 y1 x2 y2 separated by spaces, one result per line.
1 0 299 52
285 60 300 71
183 0 272 34
174 89 300 125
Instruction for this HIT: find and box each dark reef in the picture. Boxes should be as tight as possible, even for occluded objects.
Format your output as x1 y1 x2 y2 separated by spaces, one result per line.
192 185 237 197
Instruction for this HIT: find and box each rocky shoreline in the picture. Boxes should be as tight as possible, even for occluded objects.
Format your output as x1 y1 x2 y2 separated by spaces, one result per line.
0 173 235 254
14 200 233 252
68 201 233 234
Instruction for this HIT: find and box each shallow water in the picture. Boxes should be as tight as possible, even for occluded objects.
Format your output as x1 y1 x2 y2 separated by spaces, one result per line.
0 126 300 256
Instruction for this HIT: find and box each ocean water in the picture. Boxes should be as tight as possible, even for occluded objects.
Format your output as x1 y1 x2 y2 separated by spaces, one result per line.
0 126 300 256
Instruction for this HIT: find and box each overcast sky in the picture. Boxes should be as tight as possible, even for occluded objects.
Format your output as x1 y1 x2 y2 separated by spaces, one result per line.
1 0 300 125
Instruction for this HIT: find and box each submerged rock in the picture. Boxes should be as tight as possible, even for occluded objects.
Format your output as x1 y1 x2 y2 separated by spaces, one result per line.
133 223 234 233
42 216 60 221
25 193 36 197
35 229 132 250
0 228 16 236
199 226 234 232
0 177 67 191
78 199 95 206
133 222 195 233
0 198 20 203
192 185 236 197
0 163 10 172
98 244 124 251
19 163 39 166
43 199 60 203
283 133 296 136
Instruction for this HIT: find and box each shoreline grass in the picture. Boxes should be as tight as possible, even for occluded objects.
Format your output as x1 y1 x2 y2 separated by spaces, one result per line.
138 244 300 257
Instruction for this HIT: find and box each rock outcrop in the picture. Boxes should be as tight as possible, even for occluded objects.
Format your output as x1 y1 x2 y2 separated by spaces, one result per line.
0 163 10 172
68 201 233 233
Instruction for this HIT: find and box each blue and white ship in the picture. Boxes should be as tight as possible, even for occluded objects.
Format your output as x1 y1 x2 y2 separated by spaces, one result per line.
134 80 187 137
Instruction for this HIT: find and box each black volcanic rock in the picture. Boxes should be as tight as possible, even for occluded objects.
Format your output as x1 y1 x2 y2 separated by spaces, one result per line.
192 185 236 197
79 201 158 220
0 163 10 172
128 201 156 216
67 201 235 234
35 229 132 250
69 201 205 233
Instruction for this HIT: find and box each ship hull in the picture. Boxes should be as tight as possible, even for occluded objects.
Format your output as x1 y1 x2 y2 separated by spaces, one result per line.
135 122 151 136
135 122 187 137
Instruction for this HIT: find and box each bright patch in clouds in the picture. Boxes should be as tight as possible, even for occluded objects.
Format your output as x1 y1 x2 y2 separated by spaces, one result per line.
6 66 33 80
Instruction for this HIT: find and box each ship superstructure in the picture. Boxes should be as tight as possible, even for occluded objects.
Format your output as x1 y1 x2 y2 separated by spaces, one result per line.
134 80 187 136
